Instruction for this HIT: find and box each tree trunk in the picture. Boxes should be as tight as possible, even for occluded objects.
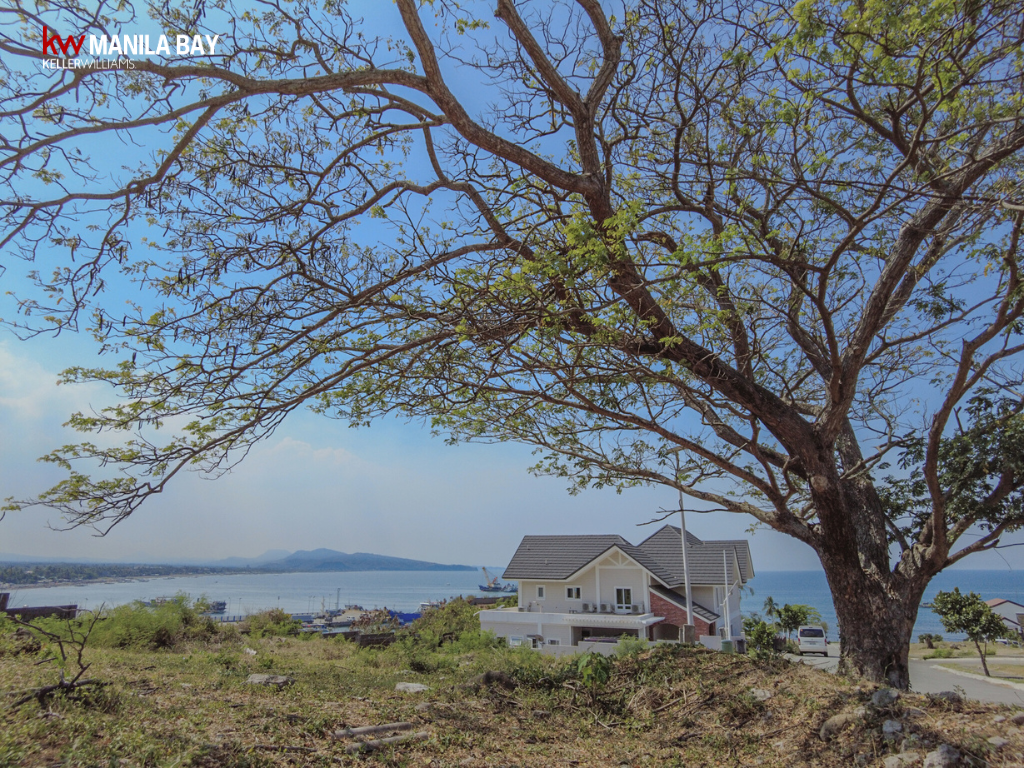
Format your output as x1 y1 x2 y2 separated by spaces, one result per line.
974 639 991 676
820 552 929 690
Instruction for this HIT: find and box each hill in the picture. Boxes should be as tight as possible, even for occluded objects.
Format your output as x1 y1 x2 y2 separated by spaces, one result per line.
268 549 475 572
1 602 1021 767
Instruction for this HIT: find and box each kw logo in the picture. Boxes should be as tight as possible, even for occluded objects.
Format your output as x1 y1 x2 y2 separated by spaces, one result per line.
42 26 86 56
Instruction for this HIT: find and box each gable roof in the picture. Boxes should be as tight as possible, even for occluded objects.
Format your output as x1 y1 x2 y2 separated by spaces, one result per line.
501 535 670 582
635 525 754 586
986 598 1024 609
649 584 720 623
502 525 754 587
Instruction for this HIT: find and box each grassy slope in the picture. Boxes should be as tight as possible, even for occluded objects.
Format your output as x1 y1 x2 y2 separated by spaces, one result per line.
2 634 1024 767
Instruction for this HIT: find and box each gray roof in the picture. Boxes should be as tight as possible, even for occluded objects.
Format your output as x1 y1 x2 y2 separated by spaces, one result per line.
502 525 753 587
649 584 720 623
636 525 754 586
502 535 670 582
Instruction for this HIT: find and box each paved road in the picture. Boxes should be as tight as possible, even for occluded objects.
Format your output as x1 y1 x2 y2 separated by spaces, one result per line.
783 650 1024 706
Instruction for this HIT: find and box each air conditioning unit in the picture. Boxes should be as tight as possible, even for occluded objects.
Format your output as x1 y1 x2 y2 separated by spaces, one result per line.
582 602 592 612
600 603 609 613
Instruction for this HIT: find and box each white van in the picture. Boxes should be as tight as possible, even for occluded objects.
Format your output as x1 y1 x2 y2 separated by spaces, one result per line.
797 625 828 656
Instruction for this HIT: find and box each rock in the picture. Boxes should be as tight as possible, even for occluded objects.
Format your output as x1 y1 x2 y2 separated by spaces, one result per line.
903 707 926 718
750 688 772 702
993 715 1006 723
987 736 1008 750
820 713 860 741
414 702 432 713
243 647 257 656
245 674 294 688
872 688 900 707
853 706 869 717
1012 712 1024 725
931 691 961 704
923 744 959 768
395 682 430 693
884 754 920 768
465 671 517 690
883 719 904 741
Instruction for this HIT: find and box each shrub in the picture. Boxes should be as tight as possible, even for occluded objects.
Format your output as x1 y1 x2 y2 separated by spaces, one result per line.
745 620 778 659
923 648 953 659
575 653 612 688
241 609 300 638
918 633 944 649
613 634 648 658
91 595 217 650
399 598 492 652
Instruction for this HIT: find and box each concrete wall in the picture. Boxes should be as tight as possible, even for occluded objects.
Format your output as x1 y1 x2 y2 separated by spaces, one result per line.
518 570 597 614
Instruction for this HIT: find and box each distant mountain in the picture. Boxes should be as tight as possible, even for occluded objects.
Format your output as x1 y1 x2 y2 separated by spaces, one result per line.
268 549 475 572
206 550 292 568
0 549 476 573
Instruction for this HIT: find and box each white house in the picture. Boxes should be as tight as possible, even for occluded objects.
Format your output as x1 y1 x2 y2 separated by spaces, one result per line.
478 525 753 653
986 598 1024 640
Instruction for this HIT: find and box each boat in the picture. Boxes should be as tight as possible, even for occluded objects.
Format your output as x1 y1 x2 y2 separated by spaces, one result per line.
478 567 518 593
203 600 227 613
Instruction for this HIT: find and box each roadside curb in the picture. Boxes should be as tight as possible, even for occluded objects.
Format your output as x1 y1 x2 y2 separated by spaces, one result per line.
930 664 1024 692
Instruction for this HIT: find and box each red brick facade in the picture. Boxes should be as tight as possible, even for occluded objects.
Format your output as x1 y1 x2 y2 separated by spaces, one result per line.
649 590 714 638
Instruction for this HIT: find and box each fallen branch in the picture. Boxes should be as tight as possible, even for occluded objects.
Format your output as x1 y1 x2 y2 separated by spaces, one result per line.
331 721 417 739
344 731 429 754
7 678 107 709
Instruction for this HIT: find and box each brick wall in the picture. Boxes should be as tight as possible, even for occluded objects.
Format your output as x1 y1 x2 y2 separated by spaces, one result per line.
649 591 714 637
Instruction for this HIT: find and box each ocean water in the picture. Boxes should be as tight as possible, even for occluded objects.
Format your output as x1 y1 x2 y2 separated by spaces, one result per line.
5 568 1021 641
1 569 494 616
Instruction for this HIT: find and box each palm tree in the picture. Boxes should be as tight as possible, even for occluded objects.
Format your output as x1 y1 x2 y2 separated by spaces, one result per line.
763 596 780 630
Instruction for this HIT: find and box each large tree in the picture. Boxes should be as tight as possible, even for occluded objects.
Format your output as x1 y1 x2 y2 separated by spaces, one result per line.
2 0 1024 688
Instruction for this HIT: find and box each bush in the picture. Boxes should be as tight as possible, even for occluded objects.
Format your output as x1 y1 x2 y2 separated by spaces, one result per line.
923 648 953 659
575 652 612 688
91 595 217 650
399 598 495 652
745 620 778 659
241 609 300 638
613 635 648 658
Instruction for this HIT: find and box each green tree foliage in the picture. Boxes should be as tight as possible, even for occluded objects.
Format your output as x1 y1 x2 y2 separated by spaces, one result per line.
744 620 779 660
2 0 1024 688
777 604 823 640
930 588 1007 676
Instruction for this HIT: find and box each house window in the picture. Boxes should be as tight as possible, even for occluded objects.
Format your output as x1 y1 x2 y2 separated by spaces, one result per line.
536 585 546 600
615 588 632 611
509 636 523 647
566 586 581 600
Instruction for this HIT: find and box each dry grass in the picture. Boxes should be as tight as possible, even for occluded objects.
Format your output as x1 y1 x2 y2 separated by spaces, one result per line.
2 635 1024 767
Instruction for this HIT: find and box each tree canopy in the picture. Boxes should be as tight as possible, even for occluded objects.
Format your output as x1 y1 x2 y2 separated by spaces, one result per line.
2 0 1024 686
931 588 1007 676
